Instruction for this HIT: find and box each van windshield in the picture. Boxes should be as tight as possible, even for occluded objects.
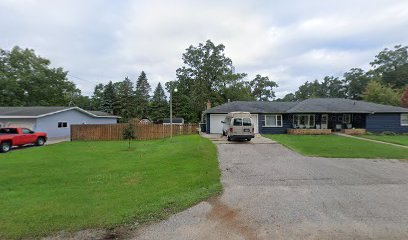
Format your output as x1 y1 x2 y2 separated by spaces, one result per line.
233 118 242 126
243 118 252 126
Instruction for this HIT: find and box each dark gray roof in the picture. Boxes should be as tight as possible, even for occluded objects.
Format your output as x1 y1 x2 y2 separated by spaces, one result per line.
287 98 408 113
205 98 408 114
0 107 120 118
88 110 118 117
204 101 298 114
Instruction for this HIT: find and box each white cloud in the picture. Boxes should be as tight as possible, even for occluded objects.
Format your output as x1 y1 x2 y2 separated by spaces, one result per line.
1 0 408 99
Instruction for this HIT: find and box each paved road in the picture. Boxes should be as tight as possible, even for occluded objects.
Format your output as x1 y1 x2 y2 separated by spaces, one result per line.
134 139 408 239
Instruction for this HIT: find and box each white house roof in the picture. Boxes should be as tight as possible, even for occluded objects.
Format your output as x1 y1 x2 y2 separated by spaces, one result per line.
0 107 120 119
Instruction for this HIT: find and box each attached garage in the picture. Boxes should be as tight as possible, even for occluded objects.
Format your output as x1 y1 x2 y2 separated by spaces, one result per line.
209 114 227 133
208 113 259 134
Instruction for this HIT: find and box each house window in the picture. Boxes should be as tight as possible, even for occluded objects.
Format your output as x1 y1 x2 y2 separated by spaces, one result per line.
401 114 408 126
293 114 315 128
262 115 283 127
58 122 68 128
343 114 351 124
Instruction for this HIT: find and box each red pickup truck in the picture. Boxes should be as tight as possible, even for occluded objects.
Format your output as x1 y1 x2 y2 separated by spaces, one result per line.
0 128 47 153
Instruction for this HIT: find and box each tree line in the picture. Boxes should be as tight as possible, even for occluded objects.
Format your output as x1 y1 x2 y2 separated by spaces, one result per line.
279 45 408 108
1 42 408 123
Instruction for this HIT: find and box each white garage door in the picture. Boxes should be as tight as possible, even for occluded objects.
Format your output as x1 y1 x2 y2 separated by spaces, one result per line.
210 114 259 134
210 114 227 133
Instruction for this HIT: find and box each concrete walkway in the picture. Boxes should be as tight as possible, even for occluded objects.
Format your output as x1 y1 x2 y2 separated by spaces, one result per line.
336 133 408 149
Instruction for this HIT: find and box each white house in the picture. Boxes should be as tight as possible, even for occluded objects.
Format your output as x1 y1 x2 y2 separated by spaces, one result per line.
0 107 120 139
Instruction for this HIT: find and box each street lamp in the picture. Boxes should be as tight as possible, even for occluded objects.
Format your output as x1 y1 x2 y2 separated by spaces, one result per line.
170 86 178 142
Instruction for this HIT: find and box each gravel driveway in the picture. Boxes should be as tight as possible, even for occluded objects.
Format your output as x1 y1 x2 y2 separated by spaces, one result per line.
134 137 408 239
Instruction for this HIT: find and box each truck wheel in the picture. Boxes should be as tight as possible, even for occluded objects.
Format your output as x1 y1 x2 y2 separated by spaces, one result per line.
0 142 11 153
36 137 45 146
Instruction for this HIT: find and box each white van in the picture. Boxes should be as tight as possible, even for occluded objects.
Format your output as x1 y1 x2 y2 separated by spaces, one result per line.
221 112 255 141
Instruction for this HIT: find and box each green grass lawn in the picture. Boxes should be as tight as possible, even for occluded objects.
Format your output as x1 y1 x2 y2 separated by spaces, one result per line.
359 134 408 146
264 134 408 159
0 135 221 239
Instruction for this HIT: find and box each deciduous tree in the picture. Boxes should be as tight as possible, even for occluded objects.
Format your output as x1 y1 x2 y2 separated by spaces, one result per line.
249 75 278 101
362 80 401 106
0 46 80 106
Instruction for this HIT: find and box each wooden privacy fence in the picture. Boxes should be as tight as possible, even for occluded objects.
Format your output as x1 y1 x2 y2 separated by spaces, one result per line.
71 123 199 141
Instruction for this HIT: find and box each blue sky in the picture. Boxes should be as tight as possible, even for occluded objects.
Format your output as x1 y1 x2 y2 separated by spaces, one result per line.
1 0 408 98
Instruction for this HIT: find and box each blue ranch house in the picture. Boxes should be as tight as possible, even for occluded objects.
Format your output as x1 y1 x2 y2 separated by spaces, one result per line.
204 98 408 134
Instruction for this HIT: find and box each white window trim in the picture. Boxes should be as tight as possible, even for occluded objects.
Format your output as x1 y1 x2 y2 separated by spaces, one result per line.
58 122 68 128
343 114 351 124
263 114 283 127
401 113 408 126
293 114 316 128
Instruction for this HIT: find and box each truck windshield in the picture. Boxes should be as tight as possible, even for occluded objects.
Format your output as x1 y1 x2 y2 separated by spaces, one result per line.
233 118 242 126
243 118 252 126
0 128 18 134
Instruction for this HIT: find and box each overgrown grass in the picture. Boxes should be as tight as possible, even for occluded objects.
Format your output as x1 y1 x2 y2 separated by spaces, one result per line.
264 134 408 159
359 134 408 146
0 135 221 239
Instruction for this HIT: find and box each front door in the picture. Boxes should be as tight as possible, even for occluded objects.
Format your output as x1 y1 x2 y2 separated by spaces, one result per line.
321 114 328 129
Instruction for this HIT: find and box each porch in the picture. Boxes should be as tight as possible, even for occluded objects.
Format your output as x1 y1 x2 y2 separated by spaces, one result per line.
288 113 367 135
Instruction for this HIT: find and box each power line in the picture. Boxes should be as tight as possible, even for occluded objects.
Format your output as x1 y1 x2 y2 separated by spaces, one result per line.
67 73 100 85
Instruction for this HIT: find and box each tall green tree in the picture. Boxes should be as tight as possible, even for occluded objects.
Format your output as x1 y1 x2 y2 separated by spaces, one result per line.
91 83 105 110
280 93 297 102
343 68 371 100
101 81 117 114
135 71 151 118
0 46 80 106
294 76 346 100
174 40 247 122
150 82 169 122
116 77 136 121
249 74 278 101
362 80 401 106
370 45 408 88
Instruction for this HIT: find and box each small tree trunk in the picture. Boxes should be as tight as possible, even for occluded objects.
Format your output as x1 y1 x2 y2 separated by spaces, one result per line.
128 138 131 150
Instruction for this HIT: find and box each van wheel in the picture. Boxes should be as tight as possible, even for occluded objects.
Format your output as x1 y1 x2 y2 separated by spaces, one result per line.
36 137 45 146
0 142 11 153
227 136 231 141
247 138 251 141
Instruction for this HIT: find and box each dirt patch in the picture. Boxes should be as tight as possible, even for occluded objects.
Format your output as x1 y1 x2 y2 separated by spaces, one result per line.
43 225 135 240
206 196 258 240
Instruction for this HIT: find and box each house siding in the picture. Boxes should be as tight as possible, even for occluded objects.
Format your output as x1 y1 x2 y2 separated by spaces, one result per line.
258 113 291 134
366 113 408 133
0 118 37 129
35 109 117 139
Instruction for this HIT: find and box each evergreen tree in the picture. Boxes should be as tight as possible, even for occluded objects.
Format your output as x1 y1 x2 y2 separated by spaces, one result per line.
101 81 117 114
135 71 151 118
150 82 168 122
91 83 104 110
116 77 136 121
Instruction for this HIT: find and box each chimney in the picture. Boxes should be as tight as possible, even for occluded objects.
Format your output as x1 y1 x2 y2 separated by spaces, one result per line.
206 100 211 110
